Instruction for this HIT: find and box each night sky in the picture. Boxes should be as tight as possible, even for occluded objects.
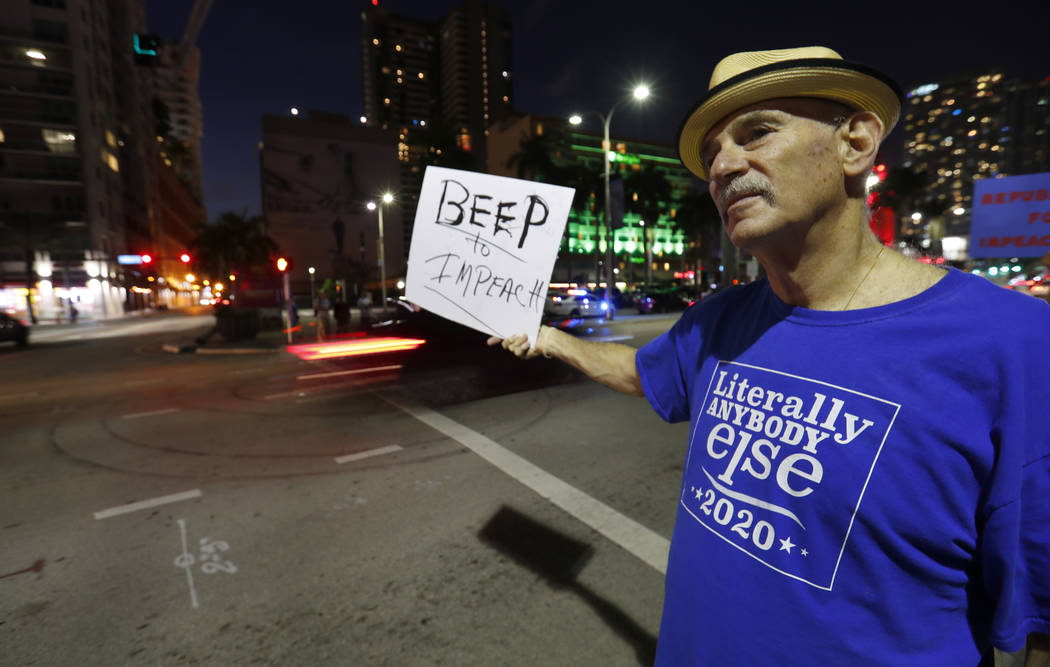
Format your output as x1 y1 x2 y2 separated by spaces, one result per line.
146 0 1050 220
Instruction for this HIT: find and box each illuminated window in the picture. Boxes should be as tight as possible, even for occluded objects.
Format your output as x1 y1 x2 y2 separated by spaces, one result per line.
101 149 118 172
395 44 402 52
105 130 116 147
0 128 4 142
417 72 424 79
383 98 390 106
372 38 379 46
42 129 76 153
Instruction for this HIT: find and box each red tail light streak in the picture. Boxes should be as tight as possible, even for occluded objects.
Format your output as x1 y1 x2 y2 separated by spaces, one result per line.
287 337 426 361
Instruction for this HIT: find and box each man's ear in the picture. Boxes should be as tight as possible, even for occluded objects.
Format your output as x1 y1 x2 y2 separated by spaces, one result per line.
840 111 884 178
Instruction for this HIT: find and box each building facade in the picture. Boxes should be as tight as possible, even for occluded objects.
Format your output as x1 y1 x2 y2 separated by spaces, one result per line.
259 111 404 301
0 0 204 321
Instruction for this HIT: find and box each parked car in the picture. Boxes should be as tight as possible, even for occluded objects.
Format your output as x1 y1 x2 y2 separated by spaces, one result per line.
544 289 612 319
634 288 693 314
0 312 30 347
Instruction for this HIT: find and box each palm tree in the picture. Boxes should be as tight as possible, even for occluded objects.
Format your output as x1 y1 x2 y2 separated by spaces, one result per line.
625 164 672 285
507 130 559 182
189 210 278 300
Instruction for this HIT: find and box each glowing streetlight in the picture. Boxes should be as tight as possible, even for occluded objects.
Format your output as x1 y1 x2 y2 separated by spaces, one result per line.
569 83 652 313
25 49 46 60
290 107 299 116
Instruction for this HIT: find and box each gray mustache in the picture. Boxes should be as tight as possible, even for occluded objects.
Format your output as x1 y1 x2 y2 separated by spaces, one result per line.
718 176 776 212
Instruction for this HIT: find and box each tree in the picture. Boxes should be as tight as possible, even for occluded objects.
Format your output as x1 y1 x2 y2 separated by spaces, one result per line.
507 130 559 181
189 211 278 299
625 164 672 285
673 188 722 287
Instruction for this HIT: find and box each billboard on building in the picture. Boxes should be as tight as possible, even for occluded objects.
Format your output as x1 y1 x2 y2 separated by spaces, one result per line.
970 172 1050 257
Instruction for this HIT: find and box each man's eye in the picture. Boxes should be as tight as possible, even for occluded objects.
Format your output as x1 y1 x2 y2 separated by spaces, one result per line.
747 127 771 142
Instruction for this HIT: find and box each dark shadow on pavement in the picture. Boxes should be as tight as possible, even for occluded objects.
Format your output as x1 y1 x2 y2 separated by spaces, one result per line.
479 505 658 666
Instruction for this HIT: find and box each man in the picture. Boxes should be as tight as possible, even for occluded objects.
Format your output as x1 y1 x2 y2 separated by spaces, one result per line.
490 47 1049 665
314 289 330 340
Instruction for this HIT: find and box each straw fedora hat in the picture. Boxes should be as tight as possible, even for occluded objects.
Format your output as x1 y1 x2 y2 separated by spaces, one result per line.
677 46 903 180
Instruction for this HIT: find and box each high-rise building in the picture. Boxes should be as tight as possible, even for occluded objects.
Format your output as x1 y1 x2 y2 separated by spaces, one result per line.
438 0 513 158
902 71 1050 246
360 3 438 251
901 72 1008 237
360 1 513 254
152 41 204 200
0 0 203 321
1002 77 1050 177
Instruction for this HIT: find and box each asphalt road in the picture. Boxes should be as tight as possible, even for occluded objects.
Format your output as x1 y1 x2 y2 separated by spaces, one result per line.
1 310 691 666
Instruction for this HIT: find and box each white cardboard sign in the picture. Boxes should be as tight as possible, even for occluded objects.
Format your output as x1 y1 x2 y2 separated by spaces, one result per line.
405 166 574 346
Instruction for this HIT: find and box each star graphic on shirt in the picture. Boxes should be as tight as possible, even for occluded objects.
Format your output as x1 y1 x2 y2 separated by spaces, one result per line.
694 487 703 500
801 548 809 557
779 537 795 553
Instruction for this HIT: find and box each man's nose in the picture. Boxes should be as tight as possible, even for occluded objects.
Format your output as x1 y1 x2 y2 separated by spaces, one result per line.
708 142 747 186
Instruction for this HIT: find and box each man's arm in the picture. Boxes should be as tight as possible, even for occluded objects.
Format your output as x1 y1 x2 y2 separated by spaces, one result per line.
487 325 644 397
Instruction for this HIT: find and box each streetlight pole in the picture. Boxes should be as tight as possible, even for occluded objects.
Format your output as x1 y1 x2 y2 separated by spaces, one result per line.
570 85 649 320
367 192 394 317
308 266 316 308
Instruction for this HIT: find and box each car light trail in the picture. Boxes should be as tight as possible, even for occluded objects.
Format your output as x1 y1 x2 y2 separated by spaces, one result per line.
286 337 426 361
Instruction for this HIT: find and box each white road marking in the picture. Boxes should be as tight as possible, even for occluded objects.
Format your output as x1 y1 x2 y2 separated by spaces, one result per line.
384 397 670 574
333 444 404 464
94 489 202 520
121 407 180 420
176 519 200 609
298 364 402 380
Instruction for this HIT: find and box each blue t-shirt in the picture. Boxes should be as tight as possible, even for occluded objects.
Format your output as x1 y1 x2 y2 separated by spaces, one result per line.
636 268 1050 665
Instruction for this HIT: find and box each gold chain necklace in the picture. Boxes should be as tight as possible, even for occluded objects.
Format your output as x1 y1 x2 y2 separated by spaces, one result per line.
841 244 886 310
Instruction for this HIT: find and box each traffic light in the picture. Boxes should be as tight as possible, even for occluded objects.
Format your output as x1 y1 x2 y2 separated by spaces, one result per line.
141 253 153 264
179 253 191 263
275 257 291 272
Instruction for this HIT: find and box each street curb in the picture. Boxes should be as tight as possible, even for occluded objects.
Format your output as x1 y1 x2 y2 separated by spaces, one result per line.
195 346 278 355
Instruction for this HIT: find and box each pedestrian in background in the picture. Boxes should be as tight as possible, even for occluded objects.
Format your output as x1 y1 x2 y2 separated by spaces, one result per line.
357 291 373 329
314 290 330 340
490 46 1049 665
333 297 350 335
